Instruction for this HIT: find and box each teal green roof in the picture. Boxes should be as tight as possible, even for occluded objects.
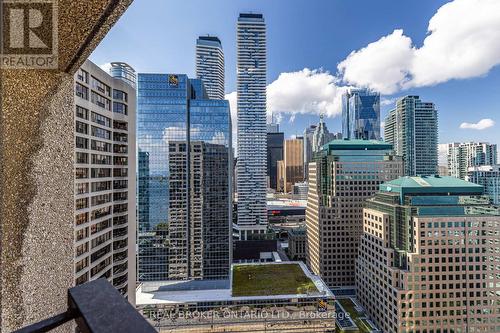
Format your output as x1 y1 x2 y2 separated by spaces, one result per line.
321 139 393 151
380 176 483 195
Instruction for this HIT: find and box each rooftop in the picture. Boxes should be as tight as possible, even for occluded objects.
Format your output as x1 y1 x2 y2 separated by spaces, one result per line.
136 262 332 305
197 35 221 43
321 139 393 152
232 263 317 297
381 176 483 195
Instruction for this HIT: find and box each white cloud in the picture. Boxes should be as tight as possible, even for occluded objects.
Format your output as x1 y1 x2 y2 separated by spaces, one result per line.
380 97 397 107
267 68 346 118
338 0 500 93
288 114 296 123
338 30 414 94
459 119 495 130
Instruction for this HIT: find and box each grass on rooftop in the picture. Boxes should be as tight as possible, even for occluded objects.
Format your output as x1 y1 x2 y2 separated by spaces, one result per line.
232 264 318 297
338 299 372 333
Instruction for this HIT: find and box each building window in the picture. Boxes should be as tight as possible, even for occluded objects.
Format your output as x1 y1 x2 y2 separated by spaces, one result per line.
113 132 127 143
75 168 88 179
91 76 111 96
113 102 127 115
91 126 111 140
91 112 111 127
113 120 128 130
76 182 89 195
76 152 88 164
77 69 89 83
91 154 111 165
91 91 111 110
113 89 128 102
75 83 88 100
75 257 89 273
75 212 89 226
91 140 112 153
75 198 88 210
91 168 111 178
76 137 88 149
76 105 88 119
76 121 88 135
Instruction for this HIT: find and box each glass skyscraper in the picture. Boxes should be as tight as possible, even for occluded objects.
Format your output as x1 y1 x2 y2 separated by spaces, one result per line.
266 124 284 191
236 13 268 239
137 74 231 282
196 36 225 100
384 95 438 176
342 88 380 140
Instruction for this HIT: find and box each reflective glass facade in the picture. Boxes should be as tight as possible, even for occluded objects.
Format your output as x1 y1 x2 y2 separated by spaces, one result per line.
342 88 380 140
196 36 225 100
137 74 231 282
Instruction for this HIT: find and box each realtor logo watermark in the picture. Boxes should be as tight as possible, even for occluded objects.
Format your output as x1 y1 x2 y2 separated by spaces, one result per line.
1 0 58 69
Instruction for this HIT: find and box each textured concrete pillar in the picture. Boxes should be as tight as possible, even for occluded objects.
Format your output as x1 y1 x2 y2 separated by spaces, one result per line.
0 1 133 331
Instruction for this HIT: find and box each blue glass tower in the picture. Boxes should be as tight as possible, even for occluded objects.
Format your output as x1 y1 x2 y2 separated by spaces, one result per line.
342 88 380 140
137 74 231 282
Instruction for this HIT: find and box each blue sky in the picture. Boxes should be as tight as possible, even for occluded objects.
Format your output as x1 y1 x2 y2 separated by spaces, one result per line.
91 0 500 160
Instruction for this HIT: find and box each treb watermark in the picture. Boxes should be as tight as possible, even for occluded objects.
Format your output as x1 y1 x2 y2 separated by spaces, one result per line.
144 308 350 322
0 0 58 69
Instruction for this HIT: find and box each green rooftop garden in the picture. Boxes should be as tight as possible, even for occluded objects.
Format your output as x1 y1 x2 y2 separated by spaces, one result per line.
232 264 318 297
338 299 374 333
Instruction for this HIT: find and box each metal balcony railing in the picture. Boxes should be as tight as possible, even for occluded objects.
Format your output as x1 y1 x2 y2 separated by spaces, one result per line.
14 278 155 333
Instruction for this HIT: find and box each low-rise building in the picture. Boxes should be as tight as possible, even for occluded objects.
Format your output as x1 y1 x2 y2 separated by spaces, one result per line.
137 262 336 332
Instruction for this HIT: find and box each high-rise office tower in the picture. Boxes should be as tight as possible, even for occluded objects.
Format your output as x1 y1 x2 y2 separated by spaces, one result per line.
137 73 232 281
467 165 500 204
195 36 225 100
384 96 438 176
284 137 304 193
447 142 497 179
311 115 338 153
74 60 136 300
236 13 267 239
356 176 500 333
266 124 284 190
306 140 402 287
303 124 317 180
342 88 380 140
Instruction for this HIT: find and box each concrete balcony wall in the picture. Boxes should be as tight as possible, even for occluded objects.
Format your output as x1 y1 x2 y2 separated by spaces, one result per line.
0 1 133 331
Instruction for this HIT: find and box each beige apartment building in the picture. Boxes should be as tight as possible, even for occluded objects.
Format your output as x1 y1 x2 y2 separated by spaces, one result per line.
356 176 500 333
74 60 136 301
283 137 304 193
306 140 402 287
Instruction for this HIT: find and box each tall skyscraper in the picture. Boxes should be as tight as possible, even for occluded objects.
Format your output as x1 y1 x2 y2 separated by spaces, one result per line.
356 176 500 333
74 60 136 300
236 13 267 239
195 36 225 100
342 88 381 140
284 137 304 193
384 96 438 176
311 115 338 153
137 73 232 281
303 124 317 180
467 165 500 204
306 140 402 287
266 124 284 190
447 142 497 179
